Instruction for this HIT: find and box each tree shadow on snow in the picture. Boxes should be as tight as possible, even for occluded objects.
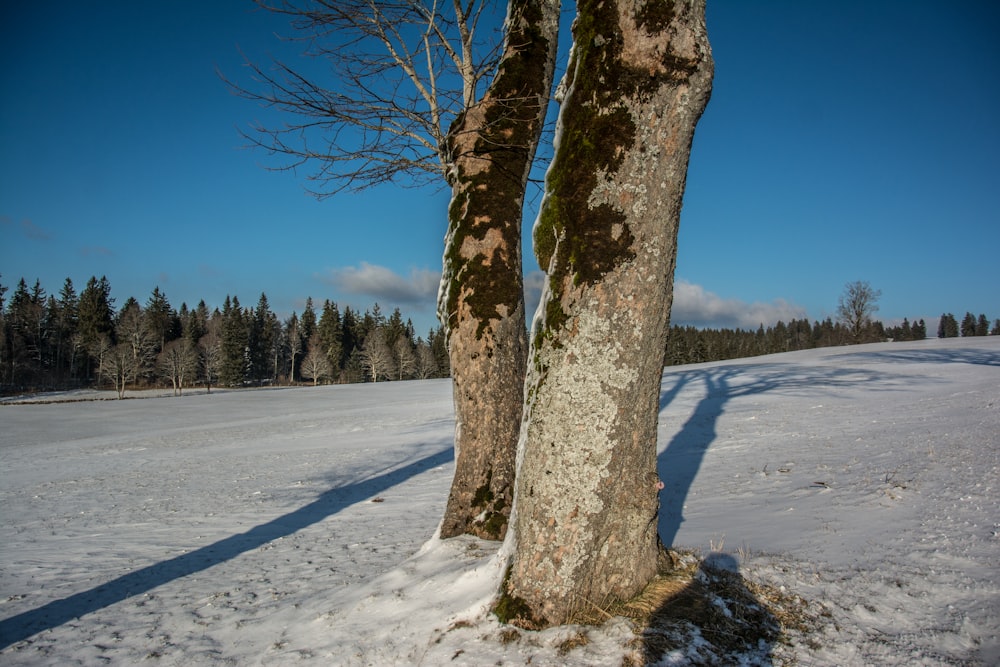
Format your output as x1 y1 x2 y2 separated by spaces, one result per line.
639 552 780 665
0 446 453 650
656 361 917 547
831 346 1000 368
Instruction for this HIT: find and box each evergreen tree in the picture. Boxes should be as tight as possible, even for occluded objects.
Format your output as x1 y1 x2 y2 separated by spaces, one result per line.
316 300 344 376
0 276 8 385
5 278 45 384
938 313 959 338
342 347 364 384
428 326 450 378
51 278 79 381
300 297 317 342
77 276 115 379
899 318 912 341
960 312 977 337
220 295 248 386
340 306 360 369
975 314 989 336
144 287 175 352
992 319 1000 336
183 300 210 344
247 293 276 384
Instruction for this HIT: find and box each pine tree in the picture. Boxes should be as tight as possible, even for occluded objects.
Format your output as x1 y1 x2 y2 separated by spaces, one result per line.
938 313 959 338
961 312 977 337
340 306 359 369
247 293 276 384
144 287 175 353
77 276 115 379
220 295 248 387
975 314 989 336
0 276 8 385
317 300 344 376
50 278 79 382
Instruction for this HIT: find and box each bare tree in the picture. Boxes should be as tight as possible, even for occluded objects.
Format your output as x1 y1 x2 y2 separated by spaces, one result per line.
360 327 395 382
285 315 302 384
414 338 438 379
300 335 333 385
198 319 223 394
500 0 714 628
116 300 157 384
836 280 882 343
158 338 199 395
235 0 561 540
90 333 113 390
393 336 417 380
101 341 138 399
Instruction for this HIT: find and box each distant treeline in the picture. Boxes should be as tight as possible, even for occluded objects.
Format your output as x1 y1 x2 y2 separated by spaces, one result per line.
0 275 449 395
3 275 997 393
665 312 999 367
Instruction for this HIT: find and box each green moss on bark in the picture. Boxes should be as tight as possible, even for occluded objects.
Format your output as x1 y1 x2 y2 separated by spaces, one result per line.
494 565 544 629
442 0 554 341
532 0 704 347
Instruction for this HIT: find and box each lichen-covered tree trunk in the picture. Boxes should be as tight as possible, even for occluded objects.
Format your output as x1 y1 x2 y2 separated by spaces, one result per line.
437 0 561 540
500 0 714 627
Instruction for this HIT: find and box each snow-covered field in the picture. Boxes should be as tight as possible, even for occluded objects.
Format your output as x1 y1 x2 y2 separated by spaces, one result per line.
1 337 997 665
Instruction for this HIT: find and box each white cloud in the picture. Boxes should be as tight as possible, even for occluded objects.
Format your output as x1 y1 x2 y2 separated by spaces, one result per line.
324 266 802 331
526 273 804 330
324 262 440 307
671 279 807 329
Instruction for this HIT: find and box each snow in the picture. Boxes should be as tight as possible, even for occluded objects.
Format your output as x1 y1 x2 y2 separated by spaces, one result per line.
2 337 998 665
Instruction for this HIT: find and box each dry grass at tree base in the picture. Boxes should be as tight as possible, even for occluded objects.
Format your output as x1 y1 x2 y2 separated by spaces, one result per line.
486 548 822 664
600 549 823 666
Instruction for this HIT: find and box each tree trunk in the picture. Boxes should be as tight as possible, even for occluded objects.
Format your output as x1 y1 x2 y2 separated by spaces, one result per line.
437 0 561 541
500 0 713 627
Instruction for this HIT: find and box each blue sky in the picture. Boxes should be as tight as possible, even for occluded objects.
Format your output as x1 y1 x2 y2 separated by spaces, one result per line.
2 1 998 337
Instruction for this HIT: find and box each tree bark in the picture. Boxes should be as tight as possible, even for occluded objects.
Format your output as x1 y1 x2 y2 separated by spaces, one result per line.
500 0 714 627
437 0 561 541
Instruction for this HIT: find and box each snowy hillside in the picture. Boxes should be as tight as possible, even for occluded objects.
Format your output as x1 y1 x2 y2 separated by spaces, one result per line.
1 337 997 665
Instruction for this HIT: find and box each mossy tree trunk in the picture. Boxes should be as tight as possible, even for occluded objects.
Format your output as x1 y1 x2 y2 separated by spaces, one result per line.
500 0 714 627
437 0 561 541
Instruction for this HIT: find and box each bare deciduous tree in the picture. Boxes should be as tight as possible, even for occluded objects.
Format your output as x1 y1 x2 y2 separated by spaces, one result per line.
158 338 199 396
116 300 157 384
198 319 223 394
234 0 561 540
300 335 333 385
360 327 395 382
393 336 417 380
500 0 714 628
414 339 438 379
836 280 882 343
101 341 138 399
285 315 302 384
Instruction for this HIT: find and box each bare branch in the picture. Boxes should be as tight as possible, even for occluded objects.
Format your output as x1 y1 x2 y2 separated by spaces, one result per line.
228 0 505 196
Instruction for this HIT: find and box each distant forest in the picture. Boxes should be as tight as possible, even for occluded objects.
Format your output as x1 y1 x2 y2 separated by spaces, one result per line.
665 312 997 367
1 275 997 394
0 275 449 396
